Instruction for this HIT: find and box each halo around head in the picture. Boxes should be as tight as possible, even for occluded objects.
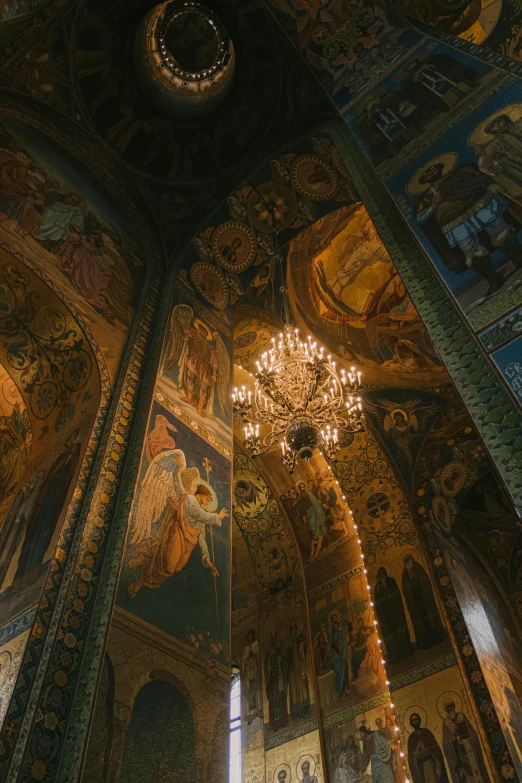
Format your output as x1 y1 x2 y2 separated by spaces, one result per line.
437 690 462 718
274 762 292 782
395 50 430 81
296 755 316 778
398 548 420 570
469 103 522 147
406 153 458 195
403 704 428 732
181 469 218 512
193 318 213 340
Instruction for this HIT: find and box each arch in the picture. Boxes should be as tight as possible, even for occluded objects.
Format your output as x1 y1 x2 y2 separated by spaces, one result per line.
120 679 196 782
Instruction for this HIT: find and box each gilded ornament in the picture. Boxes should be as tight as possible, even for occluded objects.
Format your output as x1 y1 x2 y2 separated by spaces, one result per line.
246 182 298 233
211 220 257 272
189 261 229 309
290 154 339 201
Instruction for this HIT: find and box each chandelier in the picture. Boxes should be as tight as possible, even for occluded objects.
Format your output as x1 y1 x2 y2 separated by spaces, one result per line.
233 322 365 472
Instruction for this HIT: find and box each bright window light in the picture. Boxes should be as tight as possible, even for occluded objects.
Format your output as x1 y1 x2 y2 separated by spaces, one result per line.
229 674 241 783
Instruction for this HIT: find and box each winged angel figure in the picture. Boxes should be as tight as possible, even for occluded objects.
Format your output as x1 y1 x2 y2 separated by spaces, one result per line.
127 449 228 597
163 304 230 419
364 398 440 468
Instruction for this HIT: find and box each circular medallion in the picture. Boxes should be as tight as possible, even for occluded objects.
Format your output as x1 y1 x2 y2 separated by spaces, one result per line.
431 495 453 534
338 430 354 448
211 220 257 272
440 460 467 497
291 154 339 201
366 492 390 518
190 261 229 309
247 182 298 233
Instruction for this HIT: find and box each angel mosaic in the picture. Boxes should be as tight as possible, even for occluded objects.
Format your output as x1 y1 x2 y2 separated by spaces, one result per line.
163 304 230 419
364 397 439 468
127 448 228 597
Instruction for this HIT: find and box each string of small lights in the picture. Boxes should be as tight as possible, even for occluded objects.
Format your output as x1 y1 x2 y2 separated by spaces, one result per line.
328 461 411 783
233 362 410 781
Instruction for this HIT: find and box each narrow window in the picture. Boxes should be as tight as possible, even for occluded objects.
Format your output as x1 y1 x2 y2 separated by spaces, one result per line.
229 672 241 783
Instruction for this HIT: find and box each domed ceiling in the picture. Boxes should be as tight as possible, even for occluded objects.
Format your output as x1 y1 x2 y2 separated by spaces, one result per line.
70 0 334 186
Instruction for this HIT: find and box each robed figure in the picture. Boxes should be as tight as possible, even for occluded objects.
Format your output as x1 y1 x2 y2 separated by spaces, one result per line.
128 449 227 597
297 481 326 562
327 612 348 697
358 725 394 783
164 305 230 419
0 467 46 589
14 442 82 584
407 712 449 783
287 621 310 720
441 700 488 782
264 631 288 730
412 160 522 294
241 629 262 723
402 555 446 650
374 567 413 664
334 736 362 783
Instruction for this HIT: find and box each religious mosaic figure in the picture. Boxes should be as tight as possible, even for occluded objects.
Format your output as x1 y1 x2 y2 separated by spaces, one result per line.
287 621 310 720
475 112 522 202
350 617 368 682
145 414 178 463
401 554 447 650
264 631 288 730
164 304 230 419
0 402 29 502
441 699 488 782
0 466 46 590
333 735 361 783
127 449 228 596
327 612 349 697
400 54 478 110
13 440 81 586
411 155 522 296
0 125 138 327
358 724 394 782
374 566 413 664
298 760 319 783
313 622 331 675
297 480 326 562
241 629 262 723
407 712 449 783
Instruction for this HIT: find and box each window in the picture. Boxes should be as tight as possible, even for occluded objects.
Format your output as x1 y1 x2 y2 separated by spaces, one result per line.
229 673 241 783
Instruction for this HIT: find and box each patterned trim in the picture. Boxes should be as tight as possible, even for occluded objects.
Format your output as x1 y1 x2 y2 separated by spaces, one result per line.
411 24 522 78
328 124 522 512
264 718 318 750
0 606 38 647
389 653 457 691
323 690 390 728
307 565 364 598
155 390 233 459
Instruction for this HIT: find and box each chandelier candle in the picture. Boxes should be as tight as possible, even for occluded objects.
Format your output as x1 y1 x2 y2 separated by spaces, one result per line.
232 326 365 472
